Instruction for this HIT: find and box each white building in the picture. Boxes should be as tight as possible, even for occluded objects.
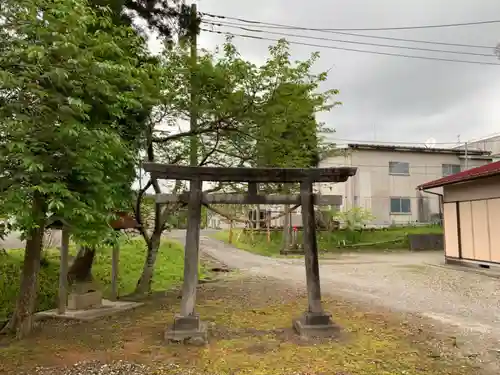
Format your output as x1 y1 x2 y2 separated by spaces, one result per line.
318 143 492 226
454 133 500 162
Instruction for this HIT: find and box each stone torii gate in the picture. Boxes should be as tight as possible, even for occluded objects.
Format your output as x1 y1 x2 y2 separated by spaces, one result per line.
143 163 357 343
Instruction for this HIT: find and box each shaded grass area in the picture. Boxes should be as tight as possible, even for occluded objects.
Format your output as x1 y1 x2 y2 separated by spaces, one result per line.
0 237 194 322
213 225 443 257
0 276 477 375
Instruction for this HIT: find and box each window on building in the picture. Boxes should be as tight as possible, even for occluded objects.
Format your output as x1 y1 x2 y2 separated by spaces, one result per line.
389 161 410 176
442 164 461 177
390 197 411 214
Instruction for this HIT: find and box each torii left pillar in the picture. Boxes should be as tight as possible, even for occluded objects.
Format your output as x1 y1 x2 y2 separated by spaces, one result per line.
292 179 340 338
164 178 208 345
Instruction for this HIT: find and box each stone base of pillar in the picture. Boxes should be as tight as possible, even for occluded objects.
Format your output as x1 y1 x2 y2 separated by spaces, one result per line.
280 244 305 255
293 311 341 338
280 247 305 255
164 314 208 346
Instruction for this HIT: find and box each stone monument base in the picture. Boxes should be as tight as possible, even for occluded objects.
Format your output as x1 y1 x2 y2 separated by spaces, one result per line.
67 281 103 310
293 312 341 338
164 314 208 346
67 290 103 310
36 299 144 322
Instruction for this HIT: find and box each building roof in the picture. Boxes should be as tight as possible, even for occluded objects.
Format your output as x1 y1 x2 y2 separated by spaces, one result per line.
417 160 500 190
456 132 500 146
346 143 490 155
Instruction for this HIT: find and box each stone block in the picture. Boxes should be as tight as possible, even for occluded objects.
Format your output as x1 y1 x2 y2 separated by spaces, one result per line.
280 245 305 255
173 313 200 330
71 281 99 294
293 312 340 339
165 315 208 346
67 290 103 310
280 249 305 255
304 311 332 326
408 234 444 251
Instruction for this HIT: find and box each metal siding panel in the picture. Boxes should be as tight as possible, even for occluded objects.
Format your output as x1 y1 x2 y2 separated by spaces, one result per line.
459 201 475 260
471 200 490 262
443 203 459 258
487 198 500 263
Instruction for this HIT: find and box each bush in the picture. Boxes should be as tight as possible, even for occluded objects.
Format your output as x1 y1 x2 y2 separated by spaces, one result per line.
0 251 59 322
0 238 188 322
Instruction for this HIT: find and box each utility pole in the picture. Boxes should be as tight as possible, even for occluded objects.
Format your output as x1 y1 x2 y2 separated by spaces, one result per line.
189 3 198 167
464 141 469 170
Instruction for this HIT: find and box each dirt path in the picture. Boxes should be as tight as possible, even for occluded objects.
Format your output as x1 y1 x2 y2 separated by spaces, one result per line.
169 230 500 371
1 230 62 250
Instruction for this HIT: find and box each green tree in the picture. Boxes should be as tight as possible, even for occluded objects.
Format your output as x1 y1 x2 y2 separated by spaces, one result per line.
133 38 338 293
132 40 259 294
253 43 338 170
88 0 196 42
247 42 338 238
0 0 160 337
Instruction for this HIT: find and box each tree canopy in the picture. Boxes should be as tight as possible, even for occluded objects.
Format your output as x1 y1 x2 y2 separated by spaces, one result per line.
152 39 338 173
88 0 195 40
130 38 339 293
0 0 341 334
0 0 161 243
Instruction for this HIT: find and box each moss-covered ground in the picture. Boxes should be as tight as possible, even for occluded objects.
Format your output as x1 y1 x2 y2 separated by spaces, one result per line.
0 275 479 375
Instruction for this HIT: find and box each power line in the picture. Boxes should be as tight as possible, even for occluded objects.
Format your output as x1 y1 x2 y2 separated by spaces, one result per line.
202 12 500 32
203 21 496 57
323 137 494 146
323 164 483 170
201 19 493 50
325 136 500 146
201 28 500 66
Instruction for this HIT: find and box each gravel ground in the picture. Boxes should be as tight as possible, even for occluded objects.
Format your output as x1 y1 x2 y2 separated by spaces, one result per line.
167 230 500 372
28 356 350 375
30 361 195 375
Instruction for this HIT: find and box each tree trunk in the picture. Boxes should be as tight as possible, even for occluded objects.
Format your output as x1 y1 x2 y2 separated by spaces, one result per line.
67 246 96 285
1 193 45 338
266 212 271 243
282 204 291 250
135 232 161 295
228 220 234 244
282 183 292 250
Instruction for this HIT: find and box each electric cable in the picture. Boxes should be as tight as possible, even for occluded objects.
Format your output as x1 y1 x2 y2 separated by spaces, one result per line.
201 12 500 32
201 28 500 66
203 21 496 57
201 18 494 49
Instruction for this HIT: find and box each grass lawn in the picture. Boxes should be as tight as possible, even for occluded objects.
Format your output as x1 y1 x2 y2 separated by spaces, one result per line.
0 276 479 375
213 225 444 257
0 237 195 322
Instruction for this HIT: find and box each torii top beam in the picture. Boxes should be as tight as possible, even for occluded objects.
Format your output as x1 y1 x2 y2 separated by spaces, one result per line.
142 163 357 183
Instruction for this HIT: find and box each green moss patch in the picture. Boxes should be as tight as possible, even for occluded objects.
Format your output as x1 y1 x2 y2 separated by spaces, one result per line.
0 276 477 375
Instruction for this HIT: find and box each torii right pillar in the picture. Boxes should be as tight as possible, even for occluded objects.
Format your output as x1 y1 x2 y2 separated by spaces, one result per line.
293 179 340 338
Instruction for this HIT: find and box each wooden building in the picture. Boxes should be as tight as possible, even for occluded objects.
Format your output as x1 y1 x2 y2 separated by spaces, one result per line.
418 161 500 267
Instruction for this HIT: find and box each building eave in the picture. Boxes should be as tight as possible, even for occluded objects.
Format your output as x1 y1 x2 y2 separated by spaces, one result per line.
346 143 490 156
417 160 500 190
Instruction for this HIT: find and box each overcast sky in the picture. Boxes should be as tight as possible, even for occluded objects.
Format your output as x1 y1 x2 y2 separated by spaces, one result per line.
148 0 500 148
